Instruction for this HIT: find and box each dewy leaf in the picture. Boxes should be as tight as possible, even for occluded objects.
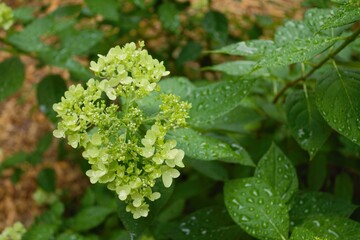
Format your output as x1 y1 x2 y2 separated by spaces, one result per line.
22 224 56 240
0 57 25 101
285 90 331 158
210 39 274 57
188 76 256 126
289 227 321 240
224 177 289 240
200 105 263 134
260 36 338 68
67 206 113 232
167 128 254 166
300 216 360 240
304 8 334 35
289 191 358 226
158 2 180 33
320 2 360 30
254 143 298 203
85 0 119 21
37 75 67 123
316 68 360 145
275 21 313 45
171 206 244 240
205 60 269 78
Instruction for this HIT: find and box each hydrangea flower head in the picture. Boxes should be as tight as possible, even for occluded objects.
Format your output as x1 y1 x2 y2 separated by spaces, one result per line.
0 2 13 30
53 42 191 218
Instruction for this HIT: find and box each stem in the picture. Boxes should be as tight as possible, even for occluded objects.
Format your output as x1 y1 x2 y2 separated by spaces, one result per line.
273 27 360 104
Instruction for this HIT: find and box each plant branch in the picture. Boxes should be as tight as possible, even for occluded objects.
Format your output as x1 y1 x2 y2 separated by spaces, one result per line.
273 27 360 104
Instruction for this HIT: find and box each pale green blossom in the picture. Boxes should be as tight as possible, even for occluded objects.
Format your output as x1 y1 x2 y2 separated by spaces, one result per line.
0 3 13 30
53 42 191 218
0 222 26 240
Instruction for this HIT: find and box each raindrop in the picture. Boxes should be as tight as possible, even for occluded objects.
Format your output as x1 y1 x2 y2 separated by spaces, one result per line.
241 216 249 222
327 229 339 238
181 228 191 235
264 188 273 197
247 197 254 203
312 220 320 227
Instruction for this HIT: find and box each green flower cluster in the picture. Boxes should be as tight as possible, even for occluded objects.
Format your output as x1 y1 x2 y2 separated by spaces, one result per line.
0 222 26 240
53 42 191 219
0 2 13 30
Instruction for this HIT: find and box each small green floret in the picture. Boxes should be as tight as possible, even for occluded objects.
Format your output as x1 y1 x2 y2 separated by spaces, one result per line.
0 2 13 30
0 222 26 240
53 42 191 218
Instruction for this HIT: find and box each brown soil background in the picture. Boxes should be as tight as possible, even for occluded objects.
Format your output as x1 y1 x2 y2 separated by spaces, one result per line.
0 0 303 231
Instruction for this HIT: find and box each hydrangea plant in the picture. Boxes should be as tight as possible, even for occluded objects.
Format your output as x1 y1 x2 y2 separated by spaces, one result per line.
53 42 191 219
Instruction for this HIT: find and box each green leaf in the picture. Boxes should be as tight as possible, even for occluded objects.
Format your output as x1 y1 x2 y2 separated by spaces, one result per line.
37 168 56 192
157 2 180 33
203 11 228 46
334 172 353 202
37 75 67 122
13 6 35 23
168 128 254 166
224 177 289 240
289 191 358 226
274 21 312 45
0 152 28 173
307 154 327 191
60 29 103 56
188 76 256 126
300 216 360 240
22 224 56 240
199 105 263 133
67 206 113 232
315 68 360 145
260 36 338 67
285 90 331 158
0 57 25 100
57 232 88 240
205 60 269 78
254 143 298 203
321 2 360 30
289 227 321 240
304 8 334 35
176 42 202 67
85 0 119 21
185 157 229 181
171 206 244 240
211 40 274 57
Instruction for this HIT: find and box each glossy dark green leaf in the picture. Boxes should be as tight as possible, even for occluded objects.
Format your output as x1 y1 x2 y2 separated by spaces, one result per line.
316 68 360 145
188 77 256 126
67 206 113 232
185 157 228 181
203 11 228 46
300 216 360 240
224 177 289 240
0 57 25 100
37 168 56 192
13 6 35 23
289 227 321 240
168 128 254 166
254 143 298 203
334 172 353 202
36 75 67 122
285 90 331 158
85 0 119 21
171 206 244 240
307 154 327 191
289 191 358 226
158 2 180 33
199 105 262 133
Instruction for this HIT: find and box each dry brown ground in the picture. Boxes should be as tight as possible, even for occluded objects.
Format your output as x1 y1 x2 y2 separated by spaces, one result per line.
0 0 303 231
